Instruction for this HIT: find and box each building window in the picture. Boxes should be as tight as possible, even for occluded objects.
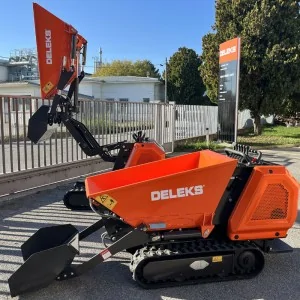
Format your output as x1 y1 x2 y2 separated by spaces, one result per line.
143 98 150 103
119 98 129 102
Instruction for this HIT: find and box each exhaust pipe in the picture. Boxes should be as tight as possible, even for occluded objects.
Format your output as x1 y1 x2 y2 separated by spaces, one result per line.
8 224 79 297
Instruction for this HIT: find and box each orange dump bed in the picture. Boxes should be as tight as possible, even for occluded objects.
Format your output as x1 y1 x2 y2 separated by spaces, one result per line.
85 150 237 236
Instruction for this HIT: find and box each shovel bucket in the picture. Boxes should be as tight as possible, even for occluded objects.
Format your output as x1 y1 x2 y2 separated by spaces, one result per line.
8 224 79 297
27 105 58 143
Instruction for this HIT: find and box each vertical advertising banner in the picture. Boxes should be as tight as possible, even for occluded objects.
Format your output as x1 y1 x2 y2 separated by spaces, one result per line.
217 37 241 143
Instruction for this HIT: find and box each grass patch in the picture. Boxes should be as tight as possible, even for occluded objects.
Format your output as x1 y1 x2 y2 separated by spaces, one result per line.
86 119 154 134
175 140 224 152
174 125 300 152
237 125 300 148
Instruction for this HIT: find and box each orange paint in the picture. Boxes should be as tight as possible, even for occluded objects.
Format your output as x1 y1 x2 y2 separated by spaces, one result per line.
219 37 240 64
85 150 237 237
125 142 165 167
33 3 87 99
228 166 299 240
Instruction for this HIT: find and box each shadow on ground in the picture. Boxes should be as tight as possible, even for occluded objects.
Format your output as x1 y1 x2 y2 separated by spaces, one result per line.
0 187 299 300
0 148 300 300
260 152 295 167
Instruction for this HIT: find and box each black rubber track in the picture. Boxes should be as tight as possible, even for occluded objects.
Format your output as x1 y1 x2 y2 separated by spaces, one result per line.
63 181 91 211
130 238 265 289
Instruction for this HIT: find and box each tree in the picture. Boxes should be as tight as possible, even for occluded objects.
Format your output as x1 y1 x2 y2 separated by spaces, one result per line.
200 0 300 134
166 47 206 105
93 59 161 79
133 60 161 78
280 91 300 119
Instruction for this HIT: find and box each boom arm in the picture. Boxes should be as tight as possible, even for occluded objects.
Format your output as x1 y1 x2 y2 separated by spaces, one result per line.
27 3 130 162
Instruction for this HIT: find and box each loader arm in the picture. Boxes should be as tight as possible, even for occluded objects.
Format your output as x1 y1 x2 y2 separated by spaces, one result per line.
28 3 132 162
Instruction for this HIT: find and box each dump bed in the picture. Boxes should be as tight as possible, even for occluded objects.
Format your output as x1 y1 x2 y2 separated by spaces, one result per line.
85 150 238 232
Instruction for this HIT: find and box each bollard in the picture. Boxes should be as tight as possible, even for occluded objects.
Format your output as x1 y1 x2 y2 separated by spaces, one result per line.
206 128 209 147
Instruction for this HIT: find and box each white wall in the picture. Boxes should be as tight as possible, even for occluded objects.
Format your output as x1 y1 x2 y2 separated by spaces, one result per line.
103 82 156 101
0 66 8 82
154 84 165 100
0 85 39 97
78 81 163 102
77 83 93 98
238 110 274 128
0 80 165 103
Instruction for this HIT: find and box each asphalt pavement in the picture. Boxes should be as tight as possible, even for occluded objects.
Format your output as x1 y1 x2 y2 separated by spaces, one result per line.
0 147 299 300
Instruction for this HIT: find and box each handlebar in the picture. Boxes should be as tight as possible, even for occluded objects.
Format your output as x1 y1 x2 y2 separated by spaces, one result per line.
225 144 263 165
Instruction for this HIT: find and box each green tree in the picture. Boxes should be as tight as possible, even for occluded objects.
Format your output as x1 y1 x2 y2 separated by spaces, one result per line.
93 59 161 78
280 91 300 119
200 0 300 134
133 60 161 78
166 47 206 105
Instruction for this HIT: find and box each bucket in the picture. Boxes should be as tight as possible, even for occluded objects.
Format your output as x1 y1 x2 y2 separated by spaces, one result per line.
8 224 79 297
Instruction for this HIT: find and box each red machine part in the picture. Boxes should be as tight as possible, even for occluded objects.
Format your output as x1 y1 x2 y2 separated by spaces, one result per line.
33 2 87 99
228 166 299 240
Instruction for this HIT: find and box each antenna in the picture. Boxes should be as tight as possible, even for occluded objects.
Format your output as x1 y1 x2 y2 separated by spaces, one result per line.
92 47 102 73
99 47 103 67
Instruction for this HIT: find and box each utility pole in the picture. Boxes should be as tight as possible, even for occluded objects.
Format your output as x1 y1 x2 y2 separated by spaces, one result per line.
99 47 103 68
165 57 168 103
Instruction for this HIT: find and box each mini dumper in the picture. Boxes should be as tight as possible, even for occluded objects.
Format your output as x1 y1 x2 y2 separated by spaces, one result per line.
7 3 300 298
8 148 299 297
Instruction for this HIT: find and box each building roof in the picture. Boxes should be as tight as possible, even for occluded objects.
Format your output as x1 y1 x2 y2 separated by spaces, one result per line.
0 80 94 99
84 76 162 84
0 76 163 86
0 59 9 66
0 81 34 87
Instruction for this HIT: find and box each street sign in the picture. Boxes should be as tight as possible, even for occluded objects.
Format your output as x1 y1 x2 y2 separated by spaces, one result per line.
217 37 241 143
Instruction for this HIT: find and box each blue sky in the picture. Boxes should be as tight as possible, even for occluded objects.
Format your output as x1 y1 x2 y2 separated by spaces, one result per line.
0 0 215 74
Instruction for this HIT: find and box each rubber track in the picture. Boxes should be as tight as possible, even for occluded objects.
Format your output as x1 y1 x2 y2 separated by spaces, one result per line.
63 182 91 210
130 238 265 288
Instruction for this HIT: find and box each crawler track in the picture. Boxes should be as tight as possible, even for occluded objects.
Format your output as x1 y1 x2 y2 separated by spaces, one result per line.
130 238 265 288
63 181 91 210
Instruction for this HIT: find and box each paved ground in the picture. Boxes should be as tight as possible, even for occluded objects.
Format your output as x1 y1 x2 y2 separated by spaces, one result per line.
0 148 299 300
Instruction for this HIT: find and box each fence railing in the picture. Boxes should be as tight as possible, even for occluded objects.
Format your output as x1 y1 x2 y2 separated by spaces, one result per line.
0 96 178 175
0 95 267 177
175 105 218 140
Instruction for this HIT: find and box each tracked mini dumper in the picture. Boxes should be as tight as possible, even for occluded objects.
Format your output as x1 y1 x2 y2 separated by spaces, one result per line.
7 3 300 298
8 148 299 297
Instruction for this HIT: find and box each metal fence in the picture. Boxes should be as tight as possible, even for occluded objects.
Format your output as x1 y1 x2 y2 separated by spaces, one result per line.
0 96 177 175
0 95 266 176
175 105 218 140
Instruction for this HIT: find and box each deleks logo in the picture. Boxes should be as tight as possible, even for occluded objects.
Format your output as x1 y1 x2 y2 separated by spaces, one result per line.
220 46 236 57
151 185 204 201
45 29 52 64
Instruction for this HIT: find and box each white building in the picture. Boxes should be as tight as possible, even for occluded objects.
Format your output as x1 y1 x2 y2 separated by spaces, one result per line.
0 59 9 82
0 74 165 134
0 75 165 103
79 76 165 102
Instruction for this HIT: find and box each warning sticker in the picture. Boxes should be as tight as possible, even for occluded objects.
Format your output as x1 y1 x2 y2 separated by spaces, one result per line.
42 81 54 94
95 194 118 210
100 249 112 260
212 256 223 263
